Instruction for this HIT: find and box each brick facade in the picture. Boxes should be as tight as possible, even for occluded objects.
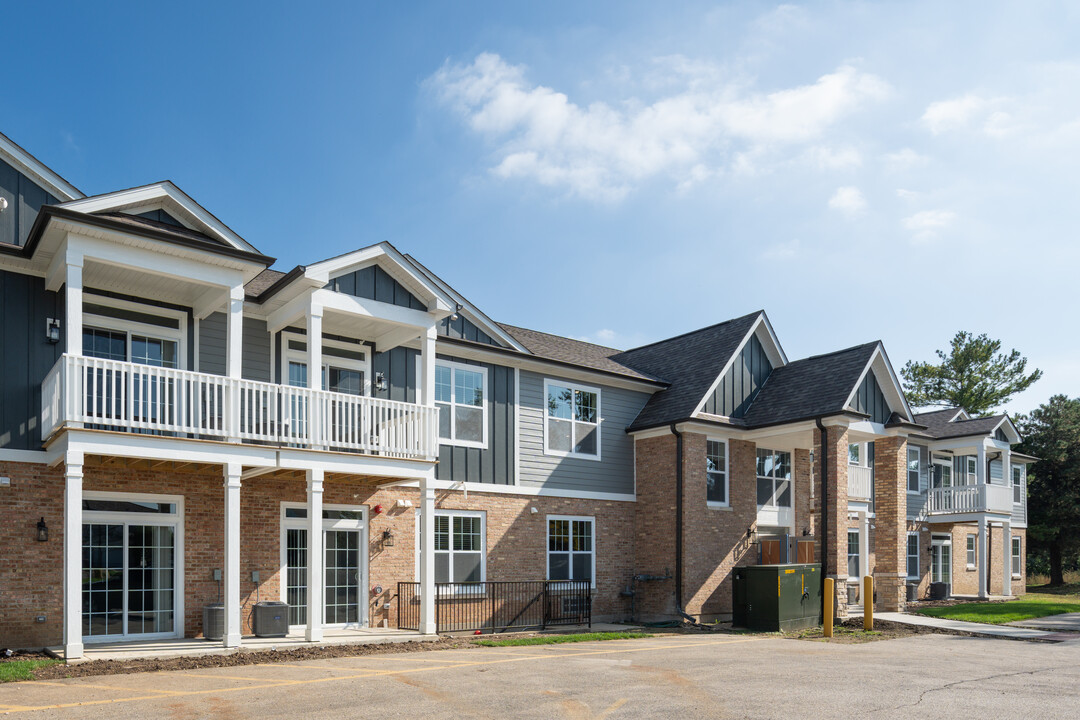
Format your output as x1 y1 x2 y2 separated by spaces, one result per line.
816 425 850 617
873 436 907 611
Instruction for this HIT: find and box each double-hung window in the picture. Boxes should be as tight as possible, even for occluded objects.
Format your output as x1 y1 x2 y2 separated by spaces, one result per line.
418 510 485 585
907 533 920 579
847 530 860 578
907 448 921 493
756 449 792 508
1011 536 1022 577
848 443 861 466
544 380 600 459
706 439 728 506
964 457 978 485
434 361 487 447
1012 465 1024 505
547 516 594 585
966 534 977 567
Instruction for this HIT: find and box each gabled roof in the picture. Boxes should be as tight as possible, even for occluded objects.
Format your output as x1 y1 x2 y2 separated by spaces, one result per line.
496 324 665 383
0 130 83 201
911 407 968 436
912 409 1020 442
616 311 763 431
245 268 288 299
57 181 261 254
739 342 880 428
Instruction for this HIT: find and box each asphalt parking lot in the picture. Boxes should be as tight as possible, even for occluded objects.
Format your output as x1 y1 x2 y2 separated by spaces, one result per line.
2 632 1079 719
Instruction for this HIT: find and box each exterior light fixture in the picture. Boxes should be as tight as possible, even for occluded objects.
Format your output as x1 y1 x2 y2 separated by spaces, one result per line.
46 319 61 344
37 517 48 542
0 197 8 213
382 529 395 547
450 303 463 321
375 372 387 392
745 526 757 544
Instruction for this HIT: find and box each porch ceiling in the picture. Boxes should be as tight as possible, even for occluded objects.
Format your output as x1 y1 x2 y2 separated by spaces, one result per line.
83 257 218 307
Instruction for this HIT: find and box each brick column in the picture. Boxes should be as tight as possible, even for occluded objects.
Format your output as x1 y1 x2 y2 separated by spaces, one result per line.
873 436 907 612
816 425 849 618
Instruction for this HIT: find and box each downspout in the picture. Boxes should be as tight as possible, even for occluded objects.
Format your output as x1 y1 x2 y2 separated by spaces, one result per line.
816 418 829 584
671 423 684 611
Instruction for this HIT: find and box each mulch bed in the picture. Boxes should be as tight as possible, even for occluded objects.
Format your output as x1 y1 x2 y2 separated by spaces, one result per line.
787 617 978 643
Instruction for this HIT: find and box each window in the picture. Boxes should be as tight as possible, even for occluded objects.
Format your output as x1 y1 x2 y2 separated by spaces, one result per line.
544 380 600 459
847 530 860 578
907 533 920 579
547 516 594 585
966 534 977 567
756 449 792 508
417 511 485 585
1012 465 1024 505
1011 536 1022 577
706 440 728 506
285 336 368 395
848 443 861 466
435 361 487 447
966 457 978 485
907 448 921 493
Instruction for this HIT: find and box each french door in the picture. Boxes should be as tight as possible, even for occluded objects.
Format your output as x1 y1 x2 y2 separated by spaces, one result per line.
931 538 952 594
282 506 367 630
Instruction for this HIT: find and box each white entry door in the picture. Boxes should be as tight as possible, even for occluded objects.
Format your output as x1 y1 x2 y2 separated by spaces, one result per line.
931 537 952 595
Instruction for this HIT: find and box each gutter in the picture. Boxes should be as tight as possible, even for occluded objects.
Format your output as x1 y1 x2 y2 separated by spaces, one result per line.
671 423 684 611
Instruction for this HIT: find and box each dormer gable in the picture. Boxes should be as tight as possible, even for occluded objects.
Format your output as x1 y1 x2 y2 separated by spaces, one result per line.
843 343 913 424
694 312 787 419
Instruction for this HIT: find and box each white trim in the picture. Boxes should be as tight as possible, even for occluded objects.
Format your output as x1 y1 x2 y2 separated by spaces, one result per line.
513 367 521 486
705 436 729 508
413 508 487 589
545 515 596 589
0 132 83 201
843 344 914 423
282 330 371 395
306 243 454 314
427 357 489 450
906 531 920 580
379 477 635 503
907 446 922 495
542 378 602 461
81 490 185 644
690 313 787 418
82 295 188 370
0 448 51 463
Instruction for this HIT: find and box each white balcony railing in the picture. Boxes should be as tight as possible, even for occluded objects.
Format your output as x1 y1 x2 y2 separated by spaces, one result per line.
41 354 439 460
927 484 1013 515
848 465 873 500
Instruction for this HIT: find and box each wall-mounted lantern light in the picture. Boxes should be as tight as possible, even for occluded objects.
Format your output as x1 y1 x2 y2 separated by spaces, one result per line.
375 372 387 392
382 529 395 547
46 319 61 344
745 526 757 544
37 517 48 542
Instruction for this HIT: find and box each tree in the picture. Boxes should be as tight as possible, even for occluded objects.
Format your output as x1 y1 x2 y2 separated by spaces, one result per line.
1016 395 1080 586
901 331 1042 415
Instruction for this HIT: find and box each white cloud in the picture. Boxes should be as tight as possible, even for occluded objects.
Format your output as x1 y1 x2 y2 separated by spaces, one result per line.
803 145 862 170
761 238 801 260
828 186 867 215
921 94 987 134
881 147 929 170
428 53 889 200
895 188 920 200
904 209 956 243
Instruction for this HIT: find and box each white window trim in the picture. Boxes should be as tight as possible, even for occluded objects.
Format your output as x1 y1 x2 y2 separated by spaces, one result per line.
1011 464 1024 506
706 436 730 509
1011 535 1023 579
413 509 487 591
848 442 863 467
906 532 920 579
83 297 187 370
847 528 860 581
282 330 371 394
430 358 489 450
756 448 792 509
966 534 977 569
542 378 602 461
82 490 185 643
546 514 596 589
965 457 978 486
907 448 922 495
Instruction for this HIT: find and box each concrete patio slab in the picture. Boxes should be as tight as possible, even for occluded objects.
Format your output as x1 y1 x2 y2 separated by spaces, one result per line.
877 612 1063 641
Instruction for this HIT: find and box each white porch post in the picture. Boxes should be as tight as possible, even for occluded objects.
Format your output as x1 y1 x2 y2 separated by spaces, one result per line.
420 326 437 406
65 259 83 356
223 463 242 648
63 450 84 659
306 304 323 448
226 285 244 442
305 468 324 642
977 515 989 600
419 468 437 635
858 511 870 585
1002 521 1013 597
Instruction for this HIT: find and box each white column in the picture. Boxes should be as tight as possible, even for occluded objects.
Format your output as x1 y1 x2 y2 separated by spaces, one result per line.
977 515 989 600
976 443 987 485
1002 521 1012 597
63 450 84 659
65 261 83 356
859 511 870 585
226 286 244 442
305 468 324 642
306 305 323 448
419 468 437 635
223 464 242 648
420 326 437 406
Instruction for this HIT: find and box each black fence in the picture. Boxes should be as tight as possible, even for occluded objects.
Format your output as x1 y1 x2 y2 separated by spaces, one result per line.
396 580 591 633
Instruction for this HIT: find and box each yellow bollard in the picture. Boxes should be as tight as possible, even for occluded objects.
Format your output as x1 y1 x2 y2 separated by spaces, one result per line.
824 578 834 638
863 576 874 631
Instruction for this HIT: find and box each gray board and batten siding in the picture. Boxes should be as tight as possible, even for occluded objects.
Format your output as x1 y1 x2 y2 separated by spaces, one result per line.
905 445 1027 526
329 265 426 310
701 333 772 418
0 157 60 248
850 370 891 424
518 369 649 496
0 268 63 450
438 315 501 346
197 312 272 382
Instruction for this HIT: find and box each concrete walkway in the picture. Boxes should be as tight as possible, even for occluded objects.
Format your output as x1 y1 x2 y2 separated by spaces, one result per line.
877 612 1064 641
1008 612 1080 632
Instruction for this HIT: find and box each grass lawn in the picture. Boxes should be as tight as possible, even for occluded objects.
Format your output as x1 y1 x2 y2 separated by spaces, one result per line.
474 631 651 647
0 659 62 683
915 589 1080 625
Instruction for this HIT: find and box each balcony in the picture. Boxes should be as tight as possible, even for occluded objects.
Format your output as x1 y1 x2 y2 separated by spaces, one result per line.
927 484 1013 516
848 465 873 501
41 354 439 460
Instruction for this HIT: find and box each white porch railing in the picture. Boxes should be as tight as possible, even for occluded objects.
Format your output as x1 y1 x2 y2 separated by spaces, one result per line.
41 354 438 460
927 484 1013 515
848 465 873 500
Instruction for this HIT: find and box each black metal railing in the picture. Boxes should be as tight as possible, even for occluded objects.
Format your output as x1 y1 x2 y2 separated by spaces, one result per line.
396 580 591 633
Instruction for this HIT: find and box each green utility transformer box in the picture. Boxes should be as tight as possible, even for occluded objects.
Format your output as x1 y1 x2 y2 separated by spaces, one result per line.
732 564 822 632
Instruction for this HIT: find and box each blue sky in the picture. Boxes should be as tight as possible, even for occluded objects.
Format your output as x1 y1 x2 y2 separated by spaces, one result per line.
4 1 1077 415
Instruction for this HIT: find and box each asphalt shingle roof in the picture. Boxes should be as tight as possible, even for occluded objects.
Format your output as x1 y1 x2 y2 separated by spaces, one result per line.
496 323 665 383
245 269 288 299
912 410 1007 439
613 312 763 431
739 342 879 428
911 408 966 435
